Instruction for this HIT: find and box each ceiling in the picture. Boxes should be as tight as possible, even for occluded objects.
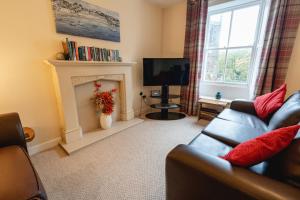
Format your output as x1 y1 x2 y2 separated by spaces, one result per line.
146 0 185 8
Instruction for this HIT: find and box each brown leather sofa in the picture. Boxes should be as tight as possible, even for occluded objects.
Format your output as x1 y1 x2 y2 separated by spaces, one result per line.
166 91 300 200
0 113 47 200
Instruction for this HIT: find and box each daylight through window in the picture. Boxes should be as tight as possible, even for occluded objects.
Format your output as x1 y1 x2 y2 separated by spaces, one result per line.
202 2 262 84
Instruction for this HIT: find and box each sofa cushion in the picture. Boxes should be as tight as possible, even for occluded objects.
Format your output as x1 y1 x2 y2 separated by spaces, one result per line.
263 132 300 187
218 109 267 131
268 91 300 131
190 133 268 175
202 118 264 147
0 146 47 200
189 134 232 157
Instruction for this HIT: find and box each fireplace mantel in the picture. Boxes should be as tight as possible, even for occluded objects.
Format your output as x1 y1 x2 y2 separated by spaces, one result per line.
45 60 143 154
45 60 136 67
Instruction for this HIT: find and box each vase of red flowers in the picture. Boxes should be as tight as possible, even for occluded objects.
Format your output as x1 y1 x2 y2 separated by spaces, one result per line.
93 81 117 130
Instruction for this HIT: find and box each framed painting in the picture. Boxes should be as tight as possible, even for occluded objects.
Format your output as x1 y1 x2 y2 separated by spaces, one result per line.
52 0 120 42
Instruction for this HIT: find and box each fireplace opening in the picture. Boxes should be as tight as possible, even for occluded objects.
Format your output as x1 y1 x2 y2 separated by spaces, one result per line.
75 79 120 133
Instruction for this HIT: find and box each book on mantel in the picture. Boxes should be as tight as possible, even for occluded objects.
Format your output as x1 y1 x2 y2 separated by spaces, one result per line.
62 38 122 62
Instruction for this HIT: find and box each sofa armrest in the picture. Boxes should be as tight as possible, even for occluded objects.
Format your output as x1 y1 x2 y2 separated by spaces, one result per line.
166 145 300 200
0 113 27 151
230 100 257 116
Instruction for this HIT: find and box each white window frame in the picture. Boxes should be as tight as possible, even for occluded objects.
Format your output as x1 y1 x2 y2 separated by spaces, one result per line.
201 0 267 87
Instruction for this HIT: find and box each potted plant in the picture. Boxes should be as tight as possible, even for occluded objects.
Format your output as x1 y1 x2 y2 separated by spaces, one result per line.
93 81 117 129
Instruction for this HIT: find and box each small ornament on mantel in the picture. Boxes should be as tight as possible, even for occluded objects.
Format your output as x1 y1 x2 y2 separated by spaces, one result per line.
92 81 117 129
55 52 66 60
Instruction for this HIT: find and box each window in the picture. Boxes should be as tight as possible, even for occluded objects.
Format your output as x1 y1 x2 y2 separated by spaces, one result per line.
202 1 263 85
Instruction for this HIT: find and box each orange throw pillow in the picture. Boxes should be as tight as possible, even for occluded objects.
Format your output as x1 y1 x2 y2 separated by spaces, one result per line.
254 84 287 119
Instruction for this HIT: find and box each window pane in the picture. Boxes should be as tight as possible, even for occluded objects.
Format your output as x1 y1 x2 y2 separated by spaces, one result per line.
229 5 260 47
225 48 252 83
207 12 231 48
204 50 226 81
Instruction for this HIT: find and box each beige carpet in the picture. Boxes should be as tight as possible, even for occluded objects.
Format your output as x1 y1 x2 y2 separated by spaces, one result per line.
32 117 205 200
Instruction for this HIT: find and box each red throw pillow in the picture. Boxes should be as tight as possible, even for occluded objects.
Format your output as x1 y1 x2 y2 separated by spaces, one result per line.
254 84 287 119
222 125 300 167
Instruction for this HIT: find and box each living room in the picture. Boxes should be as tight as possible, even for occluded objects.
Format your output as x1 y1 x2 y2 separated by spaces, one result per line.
1 0 300 199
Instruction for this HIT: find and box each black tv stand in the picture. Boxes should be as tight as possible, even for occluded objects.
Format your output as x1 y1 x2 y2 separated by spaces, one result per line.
146 85 186 120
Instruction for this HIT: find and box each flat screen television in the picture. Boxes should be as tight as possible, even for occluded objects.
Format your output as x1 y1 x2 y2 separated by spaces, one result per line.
143 58 190 86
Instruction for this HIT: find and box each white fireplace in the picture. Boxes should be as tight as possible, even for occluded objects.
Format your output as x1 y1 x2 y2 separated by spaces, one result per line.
45 60 143 154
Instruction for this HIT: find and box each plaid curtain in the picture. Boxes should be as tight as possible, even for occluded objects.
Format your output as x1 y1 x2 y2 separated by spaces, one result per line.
180 0 208 116
254 0 300 96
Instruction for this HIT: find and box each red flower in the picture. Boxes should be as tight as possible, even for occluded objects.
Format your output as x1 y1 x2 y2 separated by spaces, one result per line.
94 81 101 88
93 82 116 115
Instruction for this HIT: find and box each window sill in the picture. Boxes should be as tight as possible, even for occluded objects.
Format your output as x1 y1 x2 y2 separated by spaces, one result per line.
200 81 248 89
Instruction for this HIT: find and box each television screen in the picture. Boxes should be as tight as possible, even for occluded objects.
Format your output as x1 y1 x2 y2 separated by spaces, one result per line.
143 58 190 86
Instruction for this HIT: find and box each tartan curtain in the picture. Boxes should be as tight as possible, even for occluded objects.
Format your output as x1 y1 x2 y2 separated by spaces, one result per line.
254 0 300 96
180 0 208 116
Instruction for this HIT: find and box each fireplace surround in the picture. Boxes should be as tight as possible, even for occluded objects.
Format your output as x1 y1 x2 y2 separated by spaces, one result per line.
45 60 143 154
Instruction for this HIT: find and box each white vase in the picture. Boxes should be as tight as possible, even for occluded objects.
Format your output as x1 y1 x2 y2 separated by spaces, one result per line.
100 113 112 129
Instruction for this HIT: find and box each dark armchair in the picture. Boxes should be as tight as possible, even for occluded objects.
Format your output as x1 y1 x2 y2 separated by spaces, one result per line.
0 113 47 200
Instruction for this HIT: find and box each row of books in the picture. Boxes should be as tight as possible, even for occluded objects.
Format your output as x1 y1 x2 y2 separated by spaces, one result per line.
62 38 122 62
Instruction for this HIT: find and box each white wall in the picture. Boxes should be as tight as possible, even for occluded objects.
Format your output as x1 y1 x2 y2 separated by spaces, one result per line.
159 1 187 102
0 0 163 149
162 1 187 57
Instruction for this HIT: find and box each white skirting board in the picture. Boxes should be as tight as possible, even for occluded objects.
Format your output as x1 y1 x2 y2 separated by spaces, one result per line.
28 137 61 156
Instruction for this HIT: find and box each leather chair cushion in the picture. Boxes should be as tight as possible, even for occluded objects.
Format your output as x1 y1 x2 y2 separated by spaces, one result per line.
222 125 300 167
189 133 232 157
268 91 300 130
202 118 264 147
189 133 267 175
0 146 46 200
263 132 300 187
218 109 267 131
